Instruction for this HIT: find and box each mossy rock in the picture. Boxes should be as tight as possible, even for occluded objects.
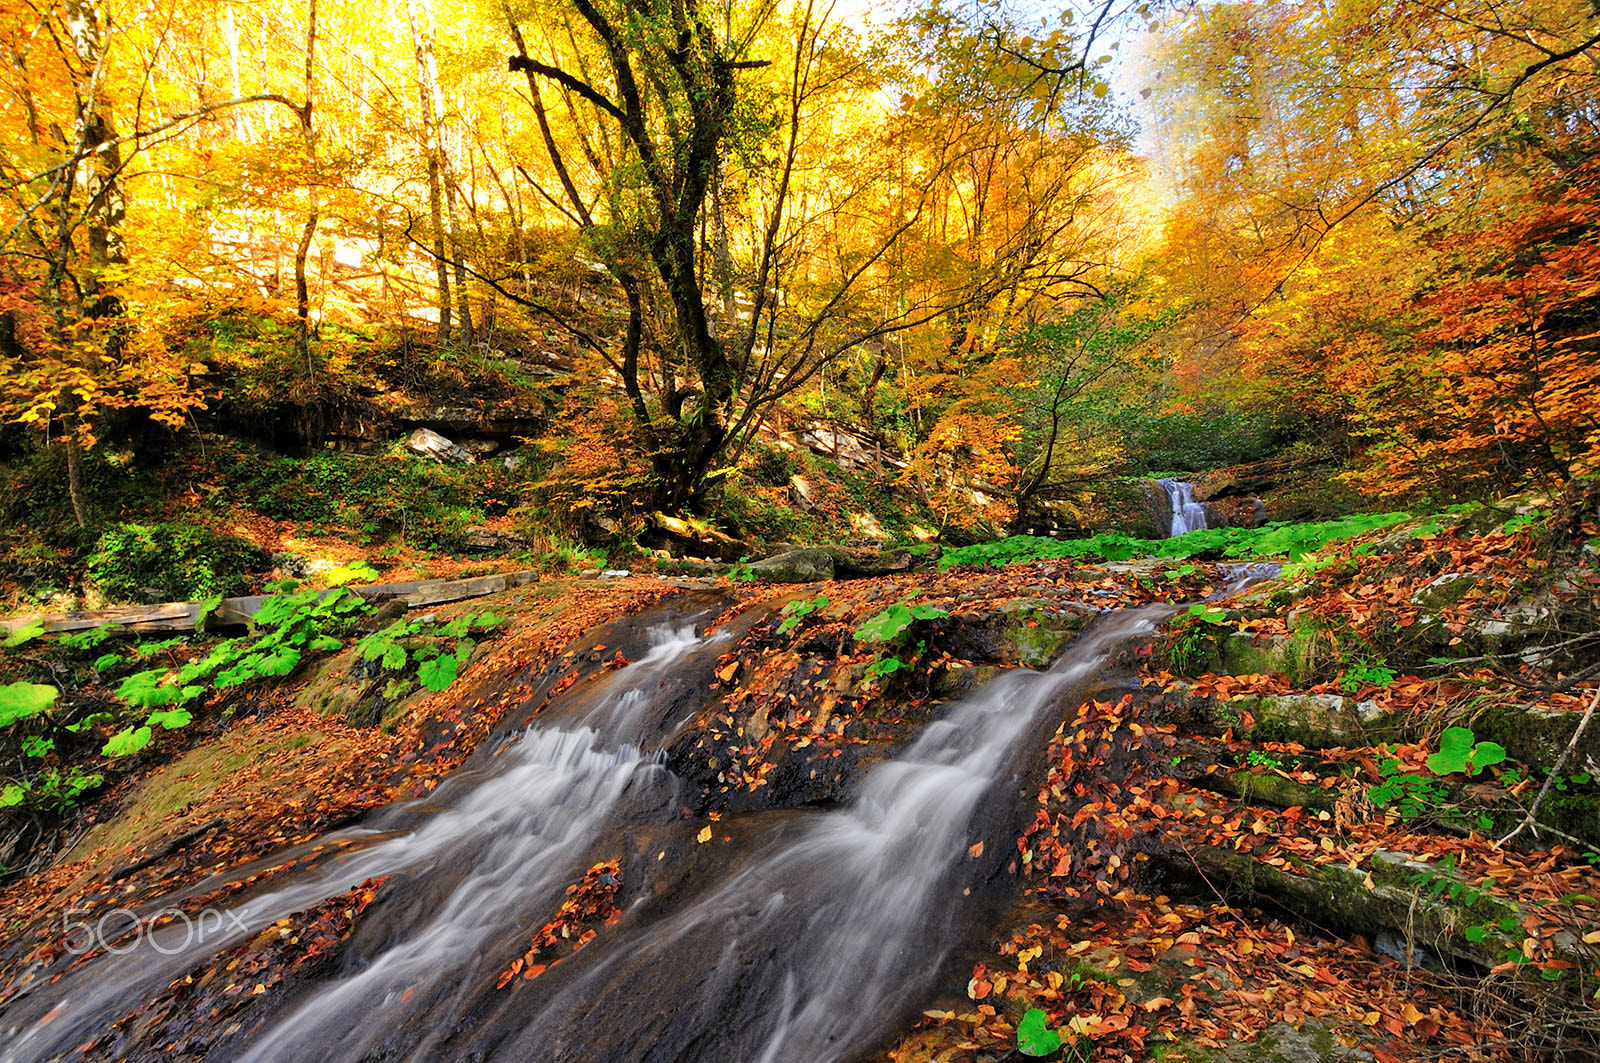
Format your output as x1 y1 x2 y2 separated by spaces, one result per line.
1539 792 1600 849
747 548 835 582
293 652 377 722
1207 626 1327 686
1184 845 1536 971
940 599 1097 668
1213 768 1337 811
1409 572 1481 613
1233 692 1390 747
1469 704 1600 774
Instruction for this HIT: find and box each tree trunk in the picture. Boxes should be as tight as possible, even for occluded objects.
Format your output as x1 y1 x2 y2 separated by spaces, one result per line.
294 0 319 375
445 170 473 346
65 435 89 529
409 0 456 343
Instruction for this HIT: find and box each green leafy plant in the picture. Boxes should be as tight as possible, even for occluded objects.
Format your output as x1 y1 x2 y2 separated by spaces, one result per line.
92 584 372 757
1017 1007 1065 1057
0 682 57 728
326 561 381 587
939 512 1413 570
1185 603 1230 625
2 619 46 648
58 624 120 651
355 609 505 696
1368 755 1451 821
727 557 757 582
854 602 949 643
1340 657 1398 693
86 521 268 603
863 655 910 681
1 768 105 812
1425 727 1507 777
777 595 830 635
853 598 947 688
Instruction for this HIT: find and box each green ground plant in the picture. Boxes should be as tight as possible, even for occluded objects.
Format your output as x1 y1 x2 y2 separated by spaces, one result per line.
940 512 1412 569
853 599 949 685
87 522 268 603
778 595 830 635
0 578 506 812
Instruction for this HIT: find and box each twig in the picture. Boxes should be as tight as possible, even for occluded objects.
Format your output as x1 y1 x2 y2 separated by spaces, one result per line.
1496 684 1600 849
108 816 225 882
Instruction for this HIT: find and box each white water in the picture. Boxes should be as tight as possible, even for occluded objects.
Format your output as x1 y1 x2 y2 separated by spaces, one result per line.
497 608 1167 1063
5 607 1178 1063
1 624 711 1063
1159 478 1208 537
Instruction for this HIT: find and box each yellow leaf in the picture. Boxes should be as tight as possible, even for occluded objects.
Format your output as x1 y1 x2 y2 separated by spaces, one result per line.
696 826 712 844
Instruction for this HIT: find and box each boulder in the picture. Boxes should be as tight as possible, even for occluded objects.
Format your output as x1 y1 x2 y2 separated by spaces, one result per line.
789 475 816 511
940 598 1099 668
748 548 836 583
824 545 911 578
462 526 529 552
406 427 474 464
744 545 912 582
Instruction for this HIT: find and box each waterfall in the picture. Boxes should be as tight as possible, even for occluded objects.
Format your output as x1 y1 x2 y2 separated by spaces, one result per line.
464 608 1170 1063
3 606 1173 1063
1159 478 1208 537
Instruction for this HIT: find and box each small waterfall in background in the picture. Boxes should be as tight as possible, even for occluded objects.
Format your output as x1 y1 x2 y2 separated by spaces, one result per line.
1158 478 1208 537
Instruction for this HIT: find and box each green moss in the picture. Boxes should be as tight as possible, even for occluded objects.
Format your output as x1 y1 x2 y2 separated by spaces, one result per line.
1004 608 1085 669
1149 1040 1222 1062
1210 617 1334 686
1230 770 1336 811
1541 793 1600 850
65 732 315 864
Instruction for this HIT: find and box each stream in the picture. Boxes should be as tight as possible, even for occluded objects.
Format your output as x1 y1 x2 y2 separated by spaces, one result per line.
1 603 1170 1062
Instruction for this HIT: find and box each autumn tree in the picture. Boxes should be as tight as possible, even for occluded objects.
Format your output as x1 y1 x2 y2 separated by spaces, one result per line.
1140 0 1600 499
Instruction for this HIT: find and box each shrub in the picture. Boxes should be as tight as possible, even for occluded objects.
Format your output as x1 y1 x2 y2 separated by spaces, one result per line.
87 522 268 603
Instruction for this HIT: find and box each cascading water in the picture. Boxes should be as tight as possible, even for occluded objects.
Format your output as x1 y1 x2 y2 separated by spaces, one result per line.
446 607 1170 1063
1159 478 1208 537
0 623 721 1063
2 603 1179 1063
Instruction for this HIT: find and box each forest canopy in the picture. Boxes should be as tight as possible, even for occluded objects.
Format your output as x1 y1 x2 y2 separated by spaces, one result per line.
0 0 1596 566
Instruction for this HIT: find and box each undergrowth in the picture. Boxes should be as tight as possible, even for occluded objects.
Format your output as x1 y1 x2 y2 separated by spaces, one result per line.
939 512 1412 569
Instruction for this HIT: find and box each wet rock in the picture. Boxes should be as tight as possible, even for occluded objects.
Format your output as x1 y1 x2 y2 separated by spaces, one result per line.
940 598 1098 668
406 427 474 464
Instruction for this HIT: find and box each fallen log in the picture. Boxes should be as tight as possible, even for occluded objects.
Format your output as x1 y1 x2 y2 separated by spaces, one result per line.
0 570 540 637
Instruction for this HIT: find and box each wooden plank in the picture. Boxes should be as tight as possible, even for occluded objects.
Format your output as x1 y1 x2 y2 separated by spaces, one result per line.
0 570 542 637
